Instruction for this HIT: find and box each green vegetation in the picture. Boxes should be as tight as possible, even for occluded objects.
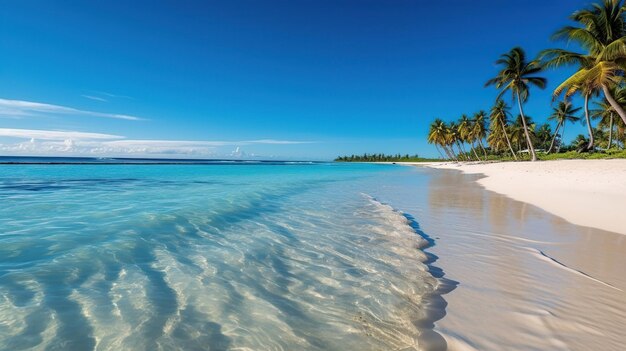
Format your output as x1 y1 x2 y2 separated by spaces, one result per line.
425 0 626 162
334 154 438 162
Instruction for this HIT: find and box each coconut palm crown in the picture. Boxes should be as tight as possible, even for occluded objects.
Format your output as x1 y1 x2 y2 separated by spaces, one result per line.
486 47 547 161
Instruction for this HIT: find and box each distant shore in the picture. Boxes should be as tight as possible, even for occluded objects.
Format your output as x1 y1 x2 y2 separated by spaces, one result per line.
402 159 626 235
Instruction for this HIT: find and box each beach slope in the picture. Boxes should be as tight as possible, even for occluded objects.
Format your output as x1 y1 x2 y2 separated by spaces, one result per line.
417 159 626 235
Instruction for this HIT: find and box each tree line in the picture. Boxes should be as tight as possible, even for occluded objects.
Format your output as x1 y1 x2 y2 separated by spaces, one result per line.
335 154 432 162
428 0 626 162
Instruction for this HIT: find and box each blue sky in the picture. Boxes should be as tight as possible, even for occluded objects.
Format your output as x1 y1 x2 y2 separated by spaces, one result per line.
0 0 593 160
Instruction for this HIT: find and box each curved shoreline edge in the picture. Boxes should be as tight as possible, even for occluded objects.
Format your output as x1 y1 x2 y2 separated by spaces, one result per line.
405 160 626 235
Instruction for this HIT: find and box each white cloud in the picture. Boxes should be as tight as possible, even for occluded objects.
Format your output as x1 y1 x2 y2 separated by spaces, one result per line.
245 139 313 145
81 95 108 102
0 128 313 157
0 128 123 140
0 98 144 121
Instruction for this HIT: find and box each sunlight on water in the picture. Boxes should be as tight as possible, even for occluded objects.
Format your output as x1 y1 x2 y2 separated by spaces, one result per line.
0 164 439 350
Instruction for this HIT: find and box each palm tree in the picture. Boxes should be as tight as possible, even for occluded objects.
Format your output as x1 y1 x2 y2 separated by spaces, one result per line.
551 71 600 150
536 123 554 150
593 100 616 148
572 134 591 152
510 115 536 157
486 47 546 161
447 122 464 160
592 86 626 149
547 101 582 153
471 111 489 160
488 99 517 159
616 116 626 148
428 118 451 159
541 0 626 127
458 114 479 160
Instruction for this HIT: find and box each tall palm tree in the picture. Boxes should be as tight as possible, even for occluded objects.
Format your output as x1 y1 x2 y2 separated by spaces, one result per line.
486 47 546 161
547 101 582 153
488 99 517 159
458 114 479 160
471 111 489 160
541 0 626 127
551 70 599 150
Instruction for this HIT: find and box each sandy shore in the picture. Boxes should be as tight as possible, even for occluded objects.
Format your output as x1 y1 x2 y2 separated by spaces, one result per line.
410 160 626 235
378 165 626 350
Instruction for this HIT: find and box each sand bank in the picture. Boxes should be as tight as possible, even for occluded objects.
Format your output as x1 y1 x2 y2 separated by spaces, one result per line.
415 160 626 235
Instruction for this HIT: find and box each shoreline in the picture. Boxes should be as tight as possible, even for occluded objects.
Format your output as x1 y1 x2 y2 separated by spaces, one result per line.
398 160 626 235
392 164 626 350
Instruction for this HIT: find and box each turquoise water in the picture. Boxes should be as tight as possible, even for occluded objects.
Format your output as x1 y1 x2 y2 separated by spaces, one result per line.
0 163 439 350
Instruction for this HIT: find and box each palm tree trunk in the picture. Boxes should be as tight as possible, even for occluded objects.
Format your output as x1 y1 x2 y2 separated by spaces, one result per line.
456 141 467 161
584 93 594 151
558 124 566 153
500 118 518 160
444 144 457 161
516 92 537 161
471 142 480 161
441 144 452 159
459 142 470 160
477 139 488 160
547 122 561 154
602 84 626 126
449 145 460 162
434 144 445 159
608 114 614 150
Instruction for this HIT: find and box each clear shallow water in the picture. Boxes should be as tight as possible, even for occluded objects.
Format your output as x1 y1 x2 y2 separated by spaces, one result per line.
0 163 439 350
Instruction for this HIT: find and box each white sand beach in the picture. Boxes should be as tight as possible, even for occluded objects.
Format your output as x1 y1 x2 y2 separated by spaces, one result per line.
417 159 626 235
384 163 626 350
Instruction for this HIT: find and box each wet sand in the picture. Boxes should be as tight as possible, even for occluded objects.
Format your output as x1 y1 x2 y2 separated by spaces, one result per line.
372 167 626 350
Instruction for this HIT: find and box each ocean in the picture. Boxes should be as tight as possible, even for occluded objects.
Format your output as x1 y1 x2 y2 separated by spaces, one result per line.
0 160 442 350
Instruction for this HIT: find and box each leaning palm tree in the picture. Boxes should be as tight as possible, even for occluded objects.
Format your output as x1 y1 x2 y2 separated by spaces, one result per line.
541 0 626 127
456 115 471 161
471 111 489 160
428 118 452 159
547 101 582 153
488 99 517 159
486 47 546 161
447 122 464 160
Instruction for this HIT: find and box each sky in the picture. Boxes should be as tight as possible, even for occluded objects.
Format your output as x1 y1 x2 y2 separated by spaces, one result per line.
0 0 594 160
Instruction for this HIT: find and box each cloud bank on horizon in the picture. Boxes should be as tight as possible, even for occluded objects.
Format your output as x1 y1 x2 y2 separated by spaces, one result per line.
0 127 314 158
0 95 315 158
